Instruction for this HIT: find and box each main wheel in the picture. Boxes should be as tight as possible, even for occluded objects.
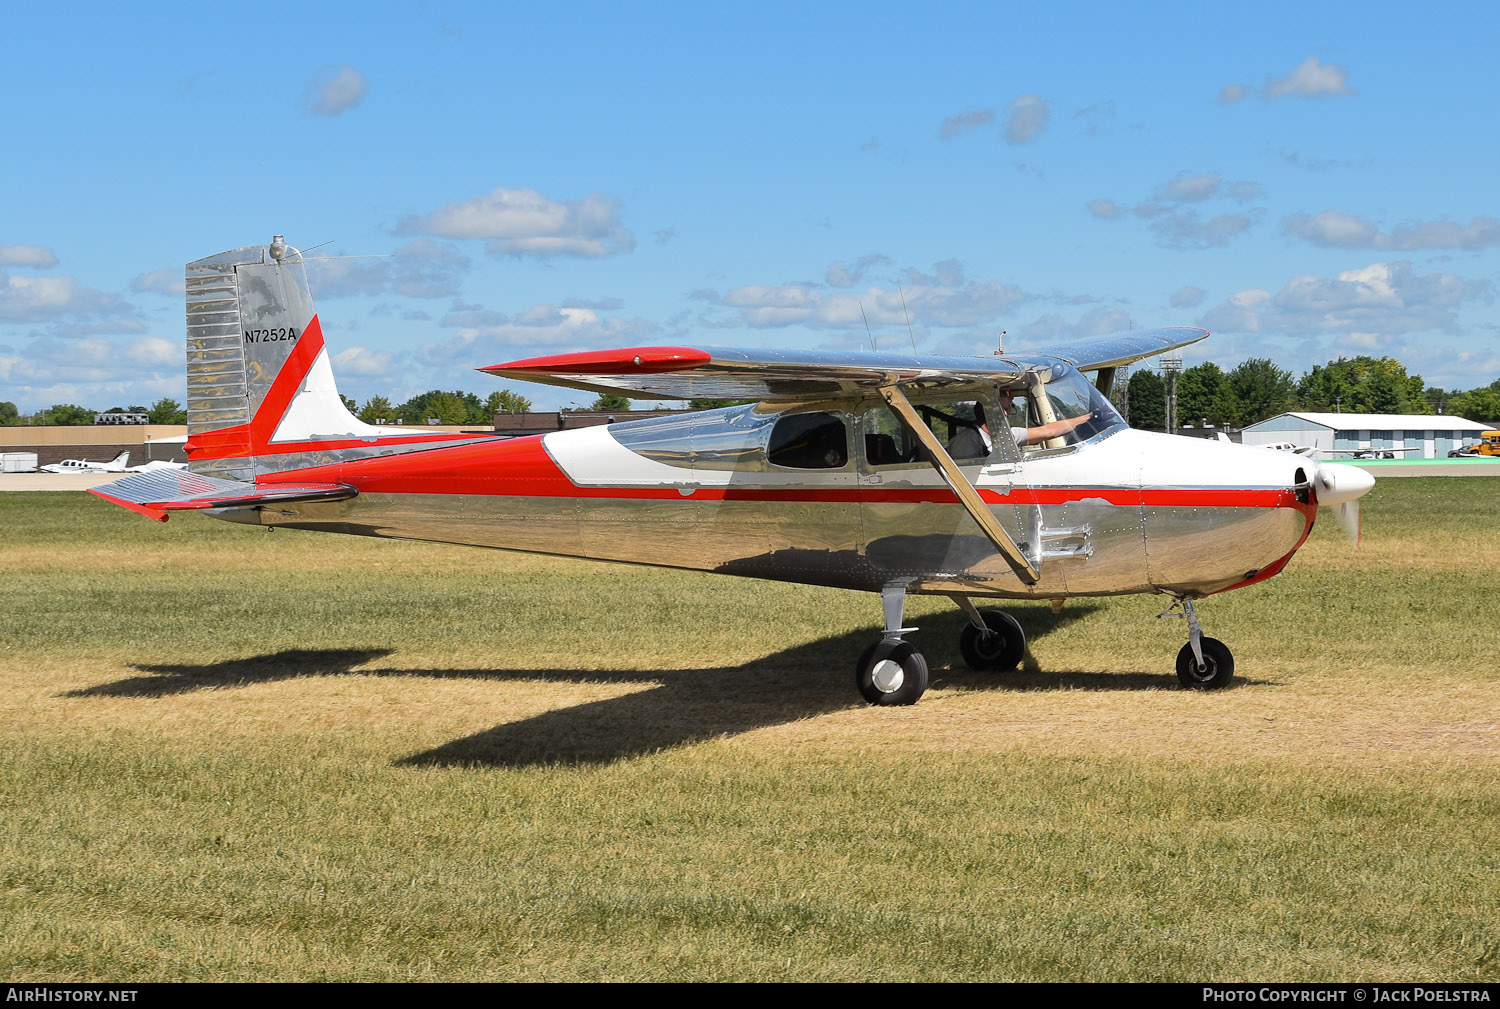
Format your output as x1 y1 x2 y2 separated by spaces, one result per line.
1175 637 1234 689
958 608 1025 672
855 641 930 705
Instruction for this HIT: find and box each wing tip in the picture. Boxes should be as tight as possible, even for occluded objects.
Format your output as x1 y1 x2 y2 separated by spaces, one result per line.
479 346 712 377
89 486 169 522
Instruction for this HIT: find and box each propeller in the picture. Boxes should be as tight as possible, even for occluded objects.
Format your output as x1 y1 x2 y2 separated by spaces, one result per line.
1307 461 1375 549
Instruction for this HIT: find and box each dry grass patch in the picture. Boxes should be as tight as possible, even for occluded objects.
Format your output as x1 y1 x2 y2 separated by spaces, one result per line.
1 482 1498 981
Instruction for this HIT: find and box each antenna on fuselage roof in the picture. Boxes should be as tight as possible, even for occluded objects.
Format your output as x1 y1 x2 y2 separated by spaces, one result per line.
860 300 876 353
993 331 1006 356
897 279 918 355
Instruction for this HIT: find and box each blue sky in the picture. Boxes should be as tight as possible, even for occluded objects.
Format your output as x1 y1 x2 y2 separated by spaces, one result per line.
3 1 1497 412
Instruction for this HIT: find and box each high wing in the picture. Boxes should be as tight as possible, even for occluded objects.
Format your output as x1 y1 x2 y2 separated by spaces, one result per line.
1027 327 1209 372
480 328 1208 401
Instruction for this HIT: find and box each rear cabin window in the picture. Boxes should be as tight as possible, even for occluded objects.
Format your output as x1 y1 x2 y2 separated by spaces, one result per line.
768 412 848 469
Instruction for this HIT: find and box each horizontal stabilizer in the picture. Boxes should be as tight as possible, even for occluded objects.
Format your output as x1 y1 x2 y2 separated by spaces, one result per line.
90 469 356 522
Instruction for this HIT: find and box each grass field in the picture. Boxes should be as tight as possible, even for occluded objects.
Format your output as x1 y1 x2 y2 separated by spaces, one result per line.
1 480 1496 981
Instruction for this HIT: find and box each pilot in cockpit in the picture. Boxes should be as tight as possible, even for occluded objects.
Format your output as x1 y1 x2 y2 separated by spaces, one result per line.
998 388 1099 448
947 402 993 460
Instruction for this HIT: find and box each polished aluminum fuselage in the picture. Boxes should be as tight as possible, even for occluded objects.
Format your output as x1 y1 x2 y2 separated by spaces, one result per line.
230 403 1315 601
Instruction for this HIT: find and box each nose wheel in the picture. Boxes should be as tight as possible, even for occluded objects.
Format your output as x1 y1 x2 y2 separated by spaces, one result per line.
1175 637 1234 689
1159 599 1235 689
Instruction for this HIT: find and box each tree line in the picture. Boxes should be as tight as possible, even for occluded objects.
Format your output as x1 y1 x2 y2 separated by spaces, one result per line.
346 390 734 424
0 388 682 427
1 399 188 426
1126 355 1500 430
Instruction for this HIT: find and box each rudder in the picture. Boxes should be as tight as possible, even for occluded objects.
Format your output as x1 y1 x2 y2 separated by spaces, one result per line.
184 237 384 480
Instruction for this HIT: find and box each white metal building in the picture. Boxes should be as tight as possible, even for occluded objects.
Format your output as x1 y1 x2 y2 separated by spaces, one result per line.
1241 413 1493 459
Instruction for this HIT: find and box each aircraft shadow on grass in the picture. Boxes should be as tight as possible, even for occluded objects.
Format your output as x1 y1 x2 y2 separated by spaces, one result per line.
65 604 1208 767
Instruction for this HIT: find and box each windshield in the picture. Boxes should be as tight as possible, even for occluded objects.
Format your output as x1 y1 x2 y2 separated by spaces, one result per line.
998 363 1125 453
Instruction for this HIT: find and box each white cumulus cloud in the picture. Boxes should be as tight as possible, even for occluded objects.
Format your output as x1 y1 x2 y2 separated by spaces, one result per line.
1149 210 1259 250
1004 94 1051 144
1284 211 1500 251
1170 286 1206 309
826 253 891 288
1011 307 1135 348
1198 261 1485 337
0 244 59 268
131 269 185 296
701 260 1029 333
0 270 139 328
1265 57 1356 100
1219 58 1356 104
421 303 655 363
305 240 471 300
1155 171 1221 203
397 186 635 259
1217 83 1253 105
1 335 180 390
305 65 368 116
1089 171 1263 249
939 107 995 140
332 346 396 377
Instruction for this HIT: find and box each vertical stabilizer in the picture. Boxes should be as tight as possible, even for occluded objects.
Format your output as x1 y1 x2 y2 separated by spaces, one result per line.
183 237 398 480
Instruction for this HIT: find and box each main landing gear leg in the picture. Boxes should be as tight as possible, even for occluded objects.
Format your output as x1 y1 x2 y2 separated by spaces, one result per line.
952 596 1025 672
855 585 929 705
1157 598 1235 689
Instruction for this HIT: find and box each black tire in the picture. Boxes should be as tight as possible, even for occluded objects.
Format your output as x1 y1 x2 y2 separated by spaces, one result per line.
958 608 1025 672
1176 637 1234 689
855 641 930 705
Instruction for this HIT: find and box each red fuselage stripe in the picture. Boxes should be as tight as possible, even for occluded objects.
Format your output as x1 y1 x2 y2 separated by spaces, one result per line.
256 432 1302 510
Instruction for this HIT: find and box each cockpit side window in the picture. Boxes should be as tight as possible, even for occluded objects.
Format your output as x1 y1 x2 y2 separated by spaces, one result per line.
1000 365 1125 455
768 411 849 469
862 397 1013 467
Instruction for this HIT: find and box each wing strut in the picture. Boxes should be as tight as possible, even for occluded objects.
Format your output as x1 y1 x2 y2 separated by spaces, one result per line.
876 385 1040 585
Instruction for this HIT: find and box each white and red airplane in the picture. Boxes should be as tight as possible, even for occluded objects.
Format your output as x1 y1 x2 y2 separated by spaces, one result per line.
93 238 1374 704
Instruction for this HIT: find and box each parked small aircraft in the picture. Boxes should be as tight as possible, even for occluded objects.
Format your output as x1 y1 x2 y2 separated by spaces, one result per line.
94 239 1375 704
1247 440 1318 456
42 451 132 474
1336 447 1421 460
41 452 185 475
1244 439 1422 462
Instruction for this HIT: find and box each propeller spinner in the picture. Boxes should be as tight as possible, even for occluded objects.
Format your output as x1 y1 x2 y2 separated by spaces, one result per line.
1308 462 1376 546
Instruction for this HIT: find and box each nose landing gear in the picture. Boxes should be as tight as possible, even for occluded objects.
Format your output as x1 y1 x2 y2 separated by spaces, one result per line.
1158 598 1235 689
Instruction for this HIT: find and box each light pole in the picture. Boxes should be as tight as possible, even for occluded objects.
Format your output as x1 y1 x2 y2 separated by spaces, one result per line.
1160 354 1183 434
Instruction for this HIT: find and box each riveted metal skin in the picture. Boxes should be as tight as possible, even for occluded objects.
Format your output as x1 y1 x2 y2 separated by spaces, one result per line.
98 240 1329 613
240 409 1316 601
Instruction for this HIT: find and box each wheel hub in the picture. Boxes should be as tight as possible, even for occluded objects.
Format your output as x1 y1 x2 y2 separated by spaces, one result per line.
870 658 905 693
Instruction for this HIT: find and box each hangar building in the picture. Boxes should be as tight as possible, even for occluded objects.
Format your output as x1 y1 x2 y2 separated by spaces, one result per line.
1240 412 1493 458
